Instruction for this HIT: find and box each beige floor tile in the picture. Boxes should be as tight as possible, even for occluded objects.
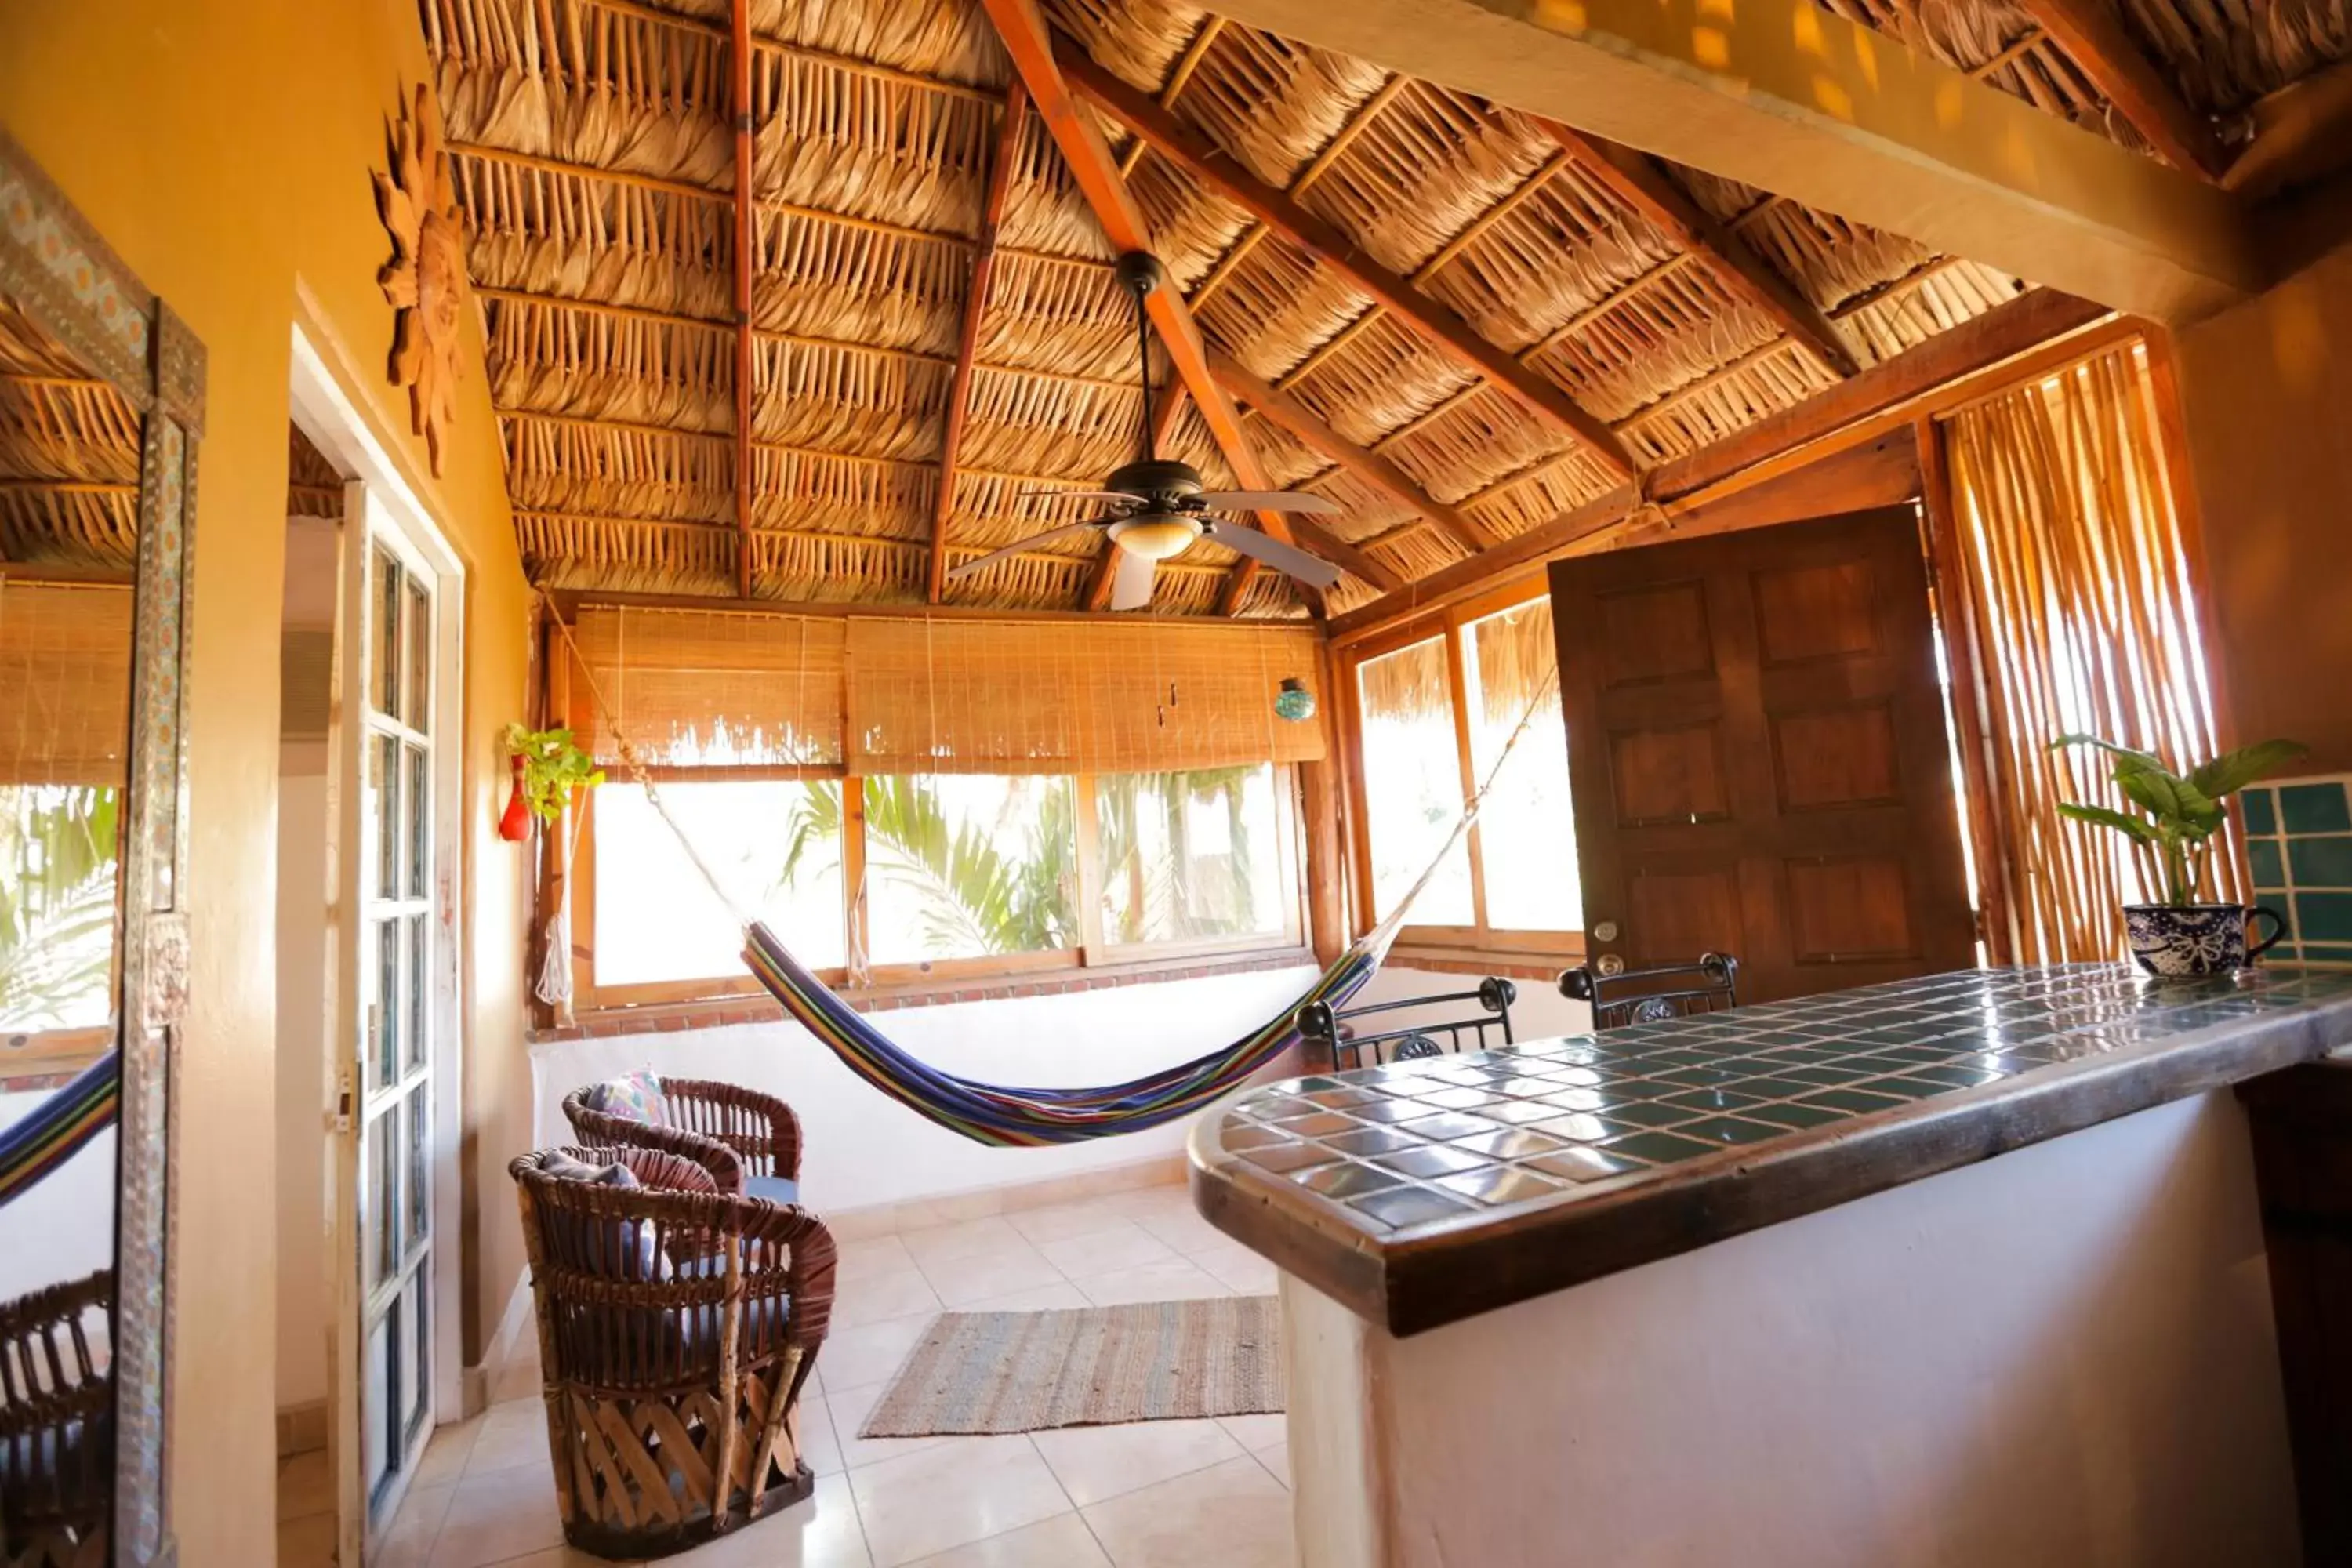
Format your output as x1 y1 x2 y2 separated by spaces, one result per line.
1080 1456 1294 1568
1192 1243 1280 1296
823 1379 953 1471
1215 1414 1287 1454
666 1472 871 1566
1033 1225 1178 1280
953 1283 1091 1314
466 1399 556 1478
1127 1208 1230 1258
837 1234 916 1279
797 1392 844 1475
1069 1260 1230 1308
818 1312 939 1390
847 1435 1074 1567
491 1354 542 1405
1029 1419 1247 1508
278 1449 332 1523
915 1244 1065 1308
427 1461 568 1567
1255 1442 1290 1490
376 1482 456 1568
1003 1201 1136 1247
900 1218 1025 1269
902 1512 1111 1566
474 1548 636 1567
276 1508 336 1568
416 1415 485 1487
833 1265 946 1330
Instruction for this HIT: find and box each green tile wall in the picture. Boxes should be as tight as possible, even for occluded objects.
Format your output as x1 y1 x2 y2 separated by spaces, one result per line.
2241 773 2352 968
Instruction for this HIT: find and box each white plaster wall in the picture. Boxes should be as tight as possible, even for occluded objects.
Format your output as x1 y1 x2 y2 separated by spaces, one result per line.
272 757 331 1409
0 1091 115 1305
1289 1089 2298 1568
1348 963 1592 1043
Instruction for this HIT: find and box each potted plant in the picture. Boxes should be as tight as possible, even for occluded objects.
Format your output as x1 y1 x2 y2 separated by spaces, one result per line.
499 724 604 842
2051 732 2304 977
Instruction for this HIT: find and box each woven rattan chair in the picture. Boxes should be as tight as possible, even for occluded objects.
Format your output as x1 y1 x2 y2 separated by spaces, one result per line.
512 1145 837 1560
563 1076 802 1205
0 1269 113 1568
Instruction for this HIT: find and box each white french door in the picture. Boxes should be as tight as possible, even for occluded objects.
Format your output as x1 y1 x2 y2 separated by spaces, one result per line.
329 481 460 1552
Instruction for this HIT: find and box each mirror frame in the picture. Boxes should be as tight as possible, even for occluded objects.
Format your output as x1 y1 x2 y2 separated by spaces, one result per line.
0 125 200 1568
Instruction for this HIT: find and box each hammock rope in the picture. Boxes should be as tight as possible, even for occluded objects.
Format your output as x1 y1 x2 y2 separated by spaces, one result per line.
543 597 1556 1145
0 1049 119 1207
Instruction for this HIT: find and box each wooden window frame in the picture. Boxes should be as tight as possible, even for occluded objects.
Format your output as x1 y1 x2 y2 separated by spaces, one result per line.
1336 575 1585 961
569 764 1310 1015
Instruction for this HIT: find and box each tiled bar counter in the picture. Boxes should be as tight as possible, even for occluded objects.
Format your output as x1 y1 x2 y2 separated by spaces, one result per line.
1192 965 2352 1566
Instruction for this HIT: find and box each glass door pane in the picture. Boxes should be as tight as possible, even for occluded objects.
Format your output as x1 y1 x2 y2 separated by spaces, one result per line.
1356 636 1474 923
1461 599 1582 931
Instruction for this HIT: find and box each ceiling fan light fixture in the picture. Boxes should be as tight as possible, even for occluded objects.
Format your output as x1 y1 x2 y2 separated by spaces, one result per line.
1107 514 1200 562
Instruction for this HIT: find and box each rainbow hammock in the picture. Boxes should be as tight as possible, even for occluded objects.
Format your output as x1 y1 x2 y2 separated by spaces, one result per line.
742 921 1387 1146
0 1048 119 1207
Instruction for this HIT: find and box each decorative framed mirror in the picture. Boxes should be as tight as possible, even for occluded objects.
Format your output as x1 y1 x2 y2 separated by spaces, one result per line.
0 125 201 1568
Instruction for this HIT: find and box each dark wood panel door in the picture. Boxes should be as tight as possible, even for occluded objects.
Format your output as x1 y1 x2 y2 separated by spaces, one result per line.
1549 507 1974 1003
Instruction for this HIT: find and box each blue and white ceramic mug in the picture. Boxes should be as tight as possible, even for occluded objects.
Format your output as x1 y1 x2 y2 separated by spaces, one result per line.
2122 903 2286 978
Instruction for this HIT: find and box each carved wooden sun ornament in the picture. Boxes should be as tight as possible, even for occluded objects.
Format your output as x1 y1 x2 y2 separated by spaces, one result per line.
374 83 467 477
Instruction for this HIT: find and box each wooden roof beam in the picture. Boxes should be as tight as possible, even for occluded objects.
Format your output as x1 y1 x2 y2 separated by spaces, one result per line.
2012 0 2229 179
978 0 1309 618
1530 121 1862 378
728 0 755 597
1211 351 1497 558
2222 56 2352 202
931 82 1029 604
1194 0 2260 321
1062 42 1639 481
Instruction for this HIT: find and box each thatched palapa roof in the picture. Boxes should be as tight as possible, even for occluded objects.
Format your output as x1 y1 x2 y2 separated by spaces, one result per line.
414 0 2346 619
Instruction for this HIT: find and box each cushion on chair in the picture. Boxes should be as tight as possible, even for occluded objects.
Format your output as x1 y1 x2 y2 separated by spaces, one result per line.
583 1069 670 1127
539 1150 640 1186
743 1174 799 1207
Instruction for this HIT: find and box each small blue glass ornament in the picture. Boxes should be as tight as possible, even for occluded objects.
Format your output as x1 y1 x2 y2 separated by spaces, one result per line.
1274 677 1317 723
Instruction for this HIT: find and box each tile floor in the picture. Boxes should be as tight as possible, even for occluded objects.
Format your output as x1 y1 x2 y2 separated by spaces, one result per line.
276 1181 1295 1567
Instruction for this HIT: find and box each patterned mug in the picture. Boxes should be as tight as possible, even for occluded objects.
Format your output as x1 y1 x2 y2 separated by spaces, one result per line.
2122 903 2286 978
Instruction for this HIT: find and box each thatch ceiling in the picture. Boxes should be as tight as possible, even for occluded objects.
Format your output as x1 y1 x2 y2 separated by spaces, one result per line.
416 0 2344 619
0 299 140 572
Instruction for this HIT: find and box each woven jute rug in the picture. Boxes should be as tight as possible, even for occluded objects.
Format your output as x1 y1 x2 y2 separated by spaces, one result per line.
857 1297 1284 1437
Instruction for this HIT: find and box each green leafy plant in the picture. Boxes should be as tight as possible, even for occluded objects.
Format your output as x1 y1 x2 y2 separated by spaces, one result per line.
2050 734 2307 906
0 786 121 1030
502 724 604 822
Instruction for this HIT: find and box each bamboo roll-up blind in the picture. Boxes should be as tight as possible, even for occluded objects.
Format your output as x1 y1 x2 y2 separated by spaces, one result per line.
0 580 133 786
845 619 1327 777
572 605 848 768
1941 342 2234 964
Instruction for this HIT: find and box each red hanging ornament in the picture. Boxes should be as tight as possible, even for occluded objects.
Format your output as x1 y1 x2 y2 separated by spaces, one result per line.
497 752 532 842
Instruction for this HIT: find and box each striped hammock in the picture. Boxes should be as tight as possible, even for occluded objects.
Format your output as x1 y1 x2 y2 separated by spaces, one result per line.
0 1049 118 1208
742 920 1385 1146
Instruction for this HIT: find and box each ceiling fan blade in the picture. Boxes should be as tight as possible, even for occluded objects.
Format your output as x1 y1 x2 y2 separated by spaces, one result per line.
943 521 1112 581
1109 546 1158 611
1014 487 1141 503
1203 521 1345 590
1195 489 1341 516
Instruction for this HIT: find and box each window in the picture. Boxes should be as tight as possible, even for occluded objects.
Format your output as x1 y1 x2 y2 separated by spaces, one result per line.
589 780 844 989
1343 586 1582 950
864 775 1077 965
0 784 119 1032
1094 765 1287 948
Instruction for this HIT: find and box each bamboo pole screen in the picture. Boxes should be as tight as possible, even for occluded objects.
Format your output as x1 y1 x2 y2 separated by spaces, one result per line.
572 605 1327 776
0 580 132 786
1940 342 2235 964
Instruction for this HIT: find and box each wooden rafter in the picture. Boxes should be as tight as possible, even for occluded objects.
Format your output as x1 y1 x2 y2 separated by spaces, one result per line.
1210 352 1497 557
728 0 755 596
2012 0 2229 178
1530 120 1862 379
1196 0 2258 321
930 82 1029 604
2223 56 2352 201
978 0 1308 618
1325 288 2111 637
1062 43 1639 481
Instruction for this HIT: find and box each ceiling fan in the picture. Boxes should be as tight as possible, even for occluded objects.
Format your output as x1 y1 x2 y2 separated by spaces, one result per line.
944 251 1345 612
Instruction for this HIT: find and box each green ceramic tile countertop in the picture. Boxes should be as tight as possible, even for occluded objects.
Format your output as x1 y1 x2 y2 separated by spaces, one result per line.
1189 964 2352 1334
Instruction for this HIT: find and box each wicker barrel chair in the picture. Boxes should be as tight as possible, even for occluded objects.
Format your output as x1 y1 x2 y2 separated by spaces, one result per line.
511 1145 837 1560
0 1270 113 1568
564 1074 801 1205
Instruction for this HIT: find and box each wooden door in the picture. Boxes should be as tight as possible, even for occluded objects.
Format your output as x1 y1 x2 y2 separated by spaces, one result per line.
1548 507 1974 1003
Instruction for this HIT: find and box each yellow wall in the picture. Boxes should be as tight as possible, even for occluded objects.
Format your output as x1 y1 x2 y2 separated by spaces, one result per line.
2172 234 2352 771
0 1 533 1559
